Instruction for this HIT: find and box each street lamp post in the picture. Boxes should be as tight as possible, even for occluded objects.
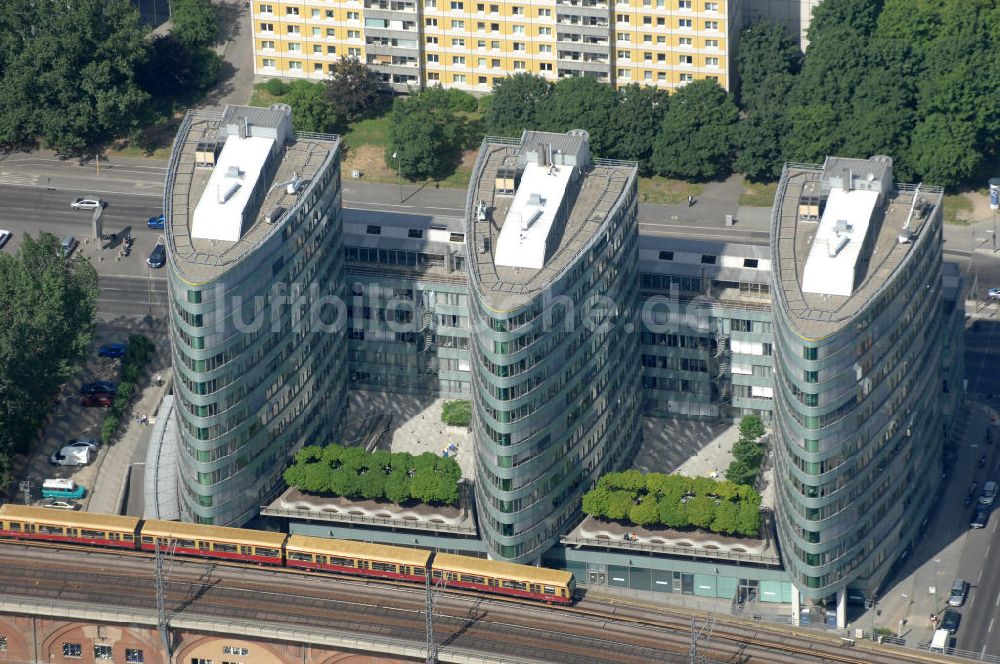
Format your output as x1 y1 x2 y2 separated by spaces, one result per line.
393 151 402 203
989 178 1000 253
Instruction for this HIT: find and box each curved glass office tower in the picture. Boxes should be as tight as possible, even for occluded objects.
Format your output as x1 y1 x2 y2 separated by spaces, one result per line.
466 131 641 562
165 106 348 525
770 157 945 613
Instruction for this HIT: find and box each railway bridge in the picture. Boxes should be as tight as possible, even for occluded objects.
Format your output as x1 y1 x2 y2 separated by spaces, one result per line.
0 542 951 664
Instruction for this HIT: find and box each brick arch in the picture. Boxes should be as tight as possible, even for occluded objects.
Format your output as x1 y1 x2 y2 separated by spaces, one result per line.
317 653 413 664
40 621 92 658
0 616 31 660
172 634 290 664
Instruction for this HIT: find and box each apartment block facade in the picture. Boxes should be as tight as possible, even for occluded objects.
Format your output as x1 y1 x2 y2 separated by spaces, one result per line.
251 0 740 92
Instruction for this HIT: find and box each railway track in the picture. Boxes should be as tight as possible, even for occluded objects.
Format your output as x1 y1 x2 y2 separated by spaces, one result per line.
0 541 948 664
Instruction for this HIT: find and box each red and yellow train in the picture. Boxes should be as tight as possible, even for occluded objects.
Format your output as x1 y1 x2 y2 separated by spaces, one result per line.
0 504 575 604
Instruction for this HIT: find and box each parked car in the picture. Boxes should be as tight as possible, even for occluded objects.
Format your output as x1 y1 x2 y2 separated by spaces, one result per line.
49 446 91 466
941 609 960 634
98 343 127 358
948 579 969 607
988 288 1000 302
147 214 165 229
65 437 100 451
80 381 117 395
71 196 104 210
980 481 998 506
37 498 81 510
60 234 76 257
0 229 11 249
147 243 166 269
81 393 113 408
971 504 990 529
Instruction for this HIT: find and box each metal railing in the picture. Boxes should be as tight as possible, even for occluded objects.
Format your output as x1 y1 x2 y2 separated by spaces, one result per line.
561 535 782 566
259 505 478 534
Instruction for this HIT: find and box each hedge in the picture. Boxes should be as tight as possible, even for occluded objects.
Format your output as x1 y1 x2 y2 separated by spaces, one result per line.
100 334 155 445
441 400 472 427
582 470 762 537
284 444 461 506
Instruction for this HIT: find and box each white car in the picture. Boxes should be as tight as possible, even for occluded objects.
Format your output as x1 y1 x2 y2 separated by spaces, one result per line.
71 196 104 210
0 229 10 249
988 288 1000 302
37 498 81 511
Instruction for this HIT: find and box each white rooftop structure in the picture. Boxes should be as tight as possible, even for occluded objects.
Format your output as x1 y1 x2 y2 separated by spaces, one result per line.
801 187 879 297
494 161 573 269
191 135 274 242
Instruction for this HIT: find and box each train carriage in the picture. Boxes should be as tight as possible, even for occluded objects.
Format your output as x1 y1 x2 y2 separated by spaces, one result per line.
139 519 286 565
431 552 575 604
0 504 140 549
285 534 431 583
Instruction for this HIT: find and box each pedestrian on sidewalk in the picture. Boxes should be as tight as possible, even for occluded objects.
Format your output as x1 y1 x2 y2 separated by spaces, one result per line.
687 195 694 207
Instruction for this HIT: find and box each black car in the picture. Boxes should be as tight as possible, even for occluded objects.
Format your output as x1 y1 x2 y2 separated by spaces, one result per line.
147 244 166 268
80 381 117 395
971 504 990 529
941 609 960 634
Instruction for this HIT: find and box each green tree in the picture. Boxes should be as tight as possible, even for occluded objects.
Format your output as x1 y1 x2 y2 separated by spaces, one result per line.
486 73 550 136
536 75 618 155
735 21 801 111
650 80 738 180
658 496 688 529
582 486 612 517
736 502 762 536
0 233 98 485
726 459 758 487
733 110 787 182
141 36 221 102
909 113 980 186
605 491 635 521
384 89 460 180
0 0 150 152
409 468 440 503
358 467 386 500
610 83 668 174
711 500 739 535
325 57 389 122
686 495 716 529
170 0 218 48
283 80 342 133
738 414 766 441
384 470 412 503
629 495 660 526
329 468 362 497
781 104 840 163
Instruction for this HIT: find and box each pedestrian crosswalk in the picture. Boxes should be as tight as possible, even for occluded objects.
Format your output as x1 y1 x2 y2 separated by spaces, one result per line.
0 171 39 186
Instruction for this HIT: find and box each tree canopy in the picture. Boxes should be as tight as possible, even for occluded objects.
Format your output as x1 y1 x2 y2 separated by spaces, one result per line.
0 233 99 486
284 444 461 506
169 0 219 48
486 73 551 137
385 87 469 180
325 57 391 123
582 471 762 537
651 80 738 180
536 76 618 156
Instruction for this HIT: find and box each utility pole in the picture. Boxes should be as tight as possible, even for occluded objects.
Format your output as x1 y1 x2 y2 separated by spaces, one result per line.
18 480 32 505
154 539 172 660
393 151 403 203
425 570 447 664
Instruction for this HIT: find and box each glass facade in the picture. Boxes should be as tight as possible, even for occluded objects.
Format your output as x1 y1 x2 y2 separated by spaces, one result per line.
769 158 947 602
167 109 348 525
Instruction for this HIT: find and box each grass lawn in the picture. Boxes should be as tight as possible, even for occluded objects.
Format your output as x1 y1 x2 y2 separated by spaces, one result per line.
638 176 704 205
943 193 975 225
739 180 779 207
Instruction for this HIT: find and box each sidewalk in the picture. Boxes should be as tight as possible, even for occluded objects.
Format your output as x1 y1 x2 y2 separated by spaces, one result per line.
86 369 172 516
852 397 989 647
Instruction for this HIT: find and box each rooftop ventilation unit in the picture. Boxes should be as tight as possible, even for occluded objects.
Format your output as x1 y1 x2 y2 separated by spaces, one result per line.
527 193 544 206
218 182 241 204
286 172 303 194
827 221 852 257
266 206 285 224
522 209 544 231
226 165 242 179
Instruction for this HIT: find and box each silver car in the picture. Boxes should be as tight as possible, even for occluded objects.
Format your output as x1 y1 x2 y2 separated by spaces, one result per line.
980 481 997 506
948 579 969 607
71 196 104 210
37 498 81 510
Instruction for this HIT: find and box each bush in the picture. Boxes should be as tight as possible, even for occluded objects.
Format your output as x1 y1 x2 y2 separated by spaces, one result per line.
101 415 120 446
284 443 461 506
441 400 472 427
263 78 290 97
582 471 763 538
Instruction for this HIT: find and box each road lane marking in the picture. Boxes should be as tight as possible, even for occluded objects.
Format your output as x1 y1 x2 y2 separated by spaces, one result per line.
995 591 1000 608
991 618 995 633
0 181 162 197
979 569 984 584
988 544 992 559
